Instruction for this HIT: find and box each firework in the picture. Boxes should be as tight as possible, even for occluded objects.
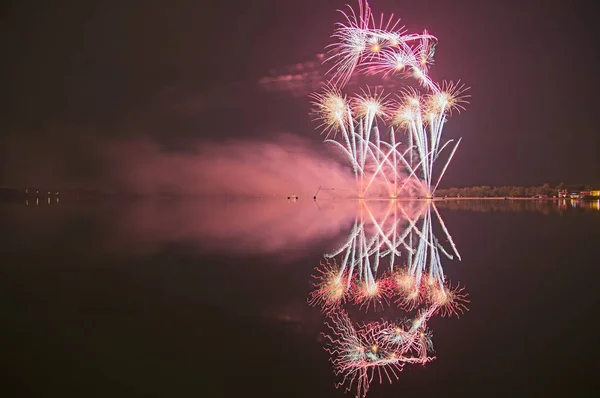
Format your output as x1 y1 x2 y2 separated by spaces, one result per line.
310 83 349 139
311 81 469 197
393 268 423 310
312 0 469 198
426 282 470 318
323 309 435 398
325 0 436 90
313 201 464 313
324 309 437 398
351 275 393 312
312 201 469 397
308 258 350 313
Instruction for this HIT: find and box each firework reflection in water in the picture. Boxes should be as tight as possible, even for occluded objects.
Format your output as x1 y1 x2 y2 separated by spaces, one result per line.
309 201 469 397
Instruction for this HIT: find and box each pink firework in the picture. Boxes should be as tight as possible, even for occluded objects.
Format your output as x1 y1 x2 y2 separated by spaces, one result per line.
416 29 436 75
324 0 436 89
309 82 349 138
426 281 470 318
351 275 394 312
308 259 350 313
312 1 470 198
323 309 436 398
392 268 424 310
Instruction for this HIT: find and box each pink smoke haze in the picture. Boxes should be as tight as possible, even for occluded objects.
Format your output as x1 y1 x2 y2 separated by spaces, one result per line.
109 199 357 256
3 132 429 258
107 198 430 258
104 134 362 198
98 129 431 254
3 193 429 261
99 130 429 256
103 133 424 199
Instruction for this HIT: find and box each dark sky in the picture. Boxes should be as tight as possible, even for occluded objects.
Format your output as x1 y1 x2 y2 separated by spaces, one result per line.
1 0 599 188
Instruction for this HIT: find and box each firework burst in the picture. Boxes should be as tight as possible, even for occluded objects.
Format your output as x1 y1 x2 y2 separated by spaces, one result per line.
312 0 470 198
426 281 470 318
308 259 350 313
325 0 435 90
351 276 393 312
323 309 435 398
426 80 471 116
353 87 390 119
393 268 423 310
310 83 349 139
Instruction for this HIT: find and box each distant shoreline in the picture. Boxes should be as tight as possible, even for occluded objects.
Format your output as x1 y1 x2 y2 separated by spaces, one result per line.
433 197 599 201
1 187 598 202
433 197 556 201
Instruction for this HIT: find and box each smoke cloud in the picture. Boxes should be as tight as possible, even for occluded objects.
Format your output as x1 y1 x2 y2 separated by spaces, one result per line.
103 133 359 198
1 196 430 260
2 130 422 198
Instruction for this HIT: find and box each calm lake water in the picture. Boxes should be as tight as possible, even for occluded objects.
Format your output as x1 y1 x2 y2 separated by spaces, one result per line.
1 198 599 397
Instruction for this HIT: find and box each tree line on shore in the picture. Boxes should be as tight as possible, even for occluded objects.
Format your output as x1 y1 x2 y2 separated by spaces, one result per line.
435 183 590 198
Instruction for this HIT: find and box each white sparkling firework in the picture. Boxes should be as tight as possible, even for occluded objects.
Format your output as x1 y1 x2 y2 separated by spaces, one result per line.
325 0 437 90
313 0 469 198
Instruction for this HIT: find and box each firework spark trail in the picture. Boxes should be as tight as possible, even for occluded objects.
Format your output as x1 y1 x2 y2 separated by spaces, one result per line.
323 308 437 398
325 1 437 90
311 0 470 198
311 82 469 197
310 201 467 315
308 258 350 313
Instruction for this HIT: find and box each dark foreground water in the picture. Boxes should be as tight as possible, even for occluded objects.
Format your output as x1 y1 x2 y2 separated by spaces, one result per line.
1 198 599 397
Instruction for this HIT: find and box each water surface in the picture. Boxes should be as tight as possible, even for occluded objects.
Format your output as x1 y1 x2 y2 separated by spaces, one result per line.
1 198 598 397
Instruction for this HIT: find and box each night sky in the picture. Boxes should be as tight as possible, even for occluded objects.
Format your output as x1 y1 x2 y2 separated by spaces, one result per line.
1 0 599 188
